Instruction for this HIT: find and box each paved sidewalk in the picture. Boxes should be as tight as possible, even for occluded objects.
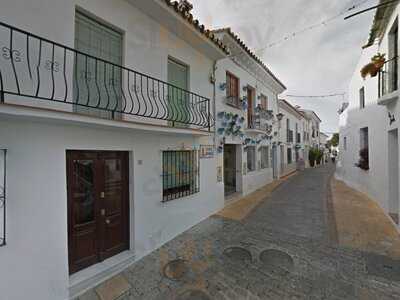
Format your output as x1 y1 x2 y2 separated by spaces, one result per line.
78 165 400 300
332 178 400 259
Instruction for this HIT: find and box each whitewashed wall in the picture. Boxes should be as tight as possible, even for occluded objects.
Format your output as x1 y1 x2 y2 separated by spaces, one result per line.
215 55 281 196
337 41 389 211
0 117 222 300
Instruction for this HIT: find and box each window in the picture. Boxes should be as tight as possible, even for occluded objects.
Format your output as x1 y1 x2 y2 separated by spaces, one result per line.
226 72 240 106
260 94 268 110
168 57 190 127
358 127 369 170
359 87 365 109
247 146 256 172
344 137 347 151
287 148 293 164
260 146 270 169
162 150 199 202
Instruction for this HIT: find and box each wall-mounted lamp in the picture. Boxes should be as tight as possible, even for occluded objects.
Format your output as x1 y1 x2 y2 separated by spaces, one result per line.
242 85 249 92
389 112 396 125
219 82 227 91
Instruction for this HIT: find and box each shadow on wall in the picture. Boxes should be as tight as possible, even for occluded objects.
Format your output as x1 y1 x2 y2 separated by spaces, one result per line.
336 102 390 211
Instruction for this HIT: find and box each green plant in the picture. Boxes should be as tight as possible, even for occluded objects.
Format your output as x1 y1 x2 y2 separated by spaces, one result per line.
355 148 369 170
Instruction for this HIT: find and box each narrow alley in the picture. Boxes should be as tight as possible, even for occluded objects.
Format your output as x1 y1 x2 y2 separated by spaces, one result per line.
78 165 400 300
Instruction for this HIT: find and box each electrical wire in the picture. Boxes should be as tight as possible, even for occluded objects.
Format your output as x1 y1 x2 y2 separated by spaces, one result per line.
285 93 346 98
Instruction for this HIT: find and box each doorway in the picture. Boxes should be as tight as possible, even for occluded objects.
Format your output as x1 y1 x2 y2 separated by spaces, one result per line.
272 145 278 179
67 151 130 274
388 129 399 224
247 86 255 128
224 144 237 196
280 145 285 175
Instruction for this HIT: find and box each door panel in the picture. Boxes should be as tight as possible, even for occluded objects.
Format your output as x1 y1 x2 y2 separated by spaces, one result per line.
100 153 129 260
67 151 129 274
247 87 255 127
224 145 236 195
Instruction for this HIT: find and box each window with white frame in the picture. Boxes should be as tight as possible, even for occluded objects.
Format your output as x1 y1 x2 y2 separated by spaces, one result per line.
162 150 199 202
260 146 270 169
247 146 256 172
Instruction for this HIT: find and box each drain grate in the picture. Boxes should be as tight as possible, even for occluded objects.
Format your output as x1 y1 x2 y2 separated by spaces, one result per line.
176 289 211 300
259 249 294 274
223 246 252 263
162 259 189 280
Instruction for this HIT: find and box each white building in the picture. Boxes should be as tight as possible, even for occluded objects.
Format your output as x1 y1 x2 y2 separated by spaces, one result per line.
0 0 230 299
337 0 400 225
319 132 330 163
278 99 306 175
212 28 286 200
300 109 322 149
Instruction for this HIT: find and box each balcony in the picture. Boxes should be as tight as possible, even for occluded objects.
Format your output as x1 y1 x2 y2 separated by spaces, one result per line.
0 22 212 131
246 108 274 134
378 57 399 106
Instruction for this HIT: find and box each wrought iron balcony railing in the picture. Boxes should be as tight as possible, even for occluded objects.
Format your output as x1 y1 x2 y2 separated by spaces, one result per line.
0 21 211 130
379 56 398 98
247 107 274 131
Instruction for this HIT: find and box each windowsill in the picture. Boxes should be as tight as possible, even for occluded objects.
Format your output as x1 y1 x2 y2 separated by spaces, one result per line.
378 89 399 105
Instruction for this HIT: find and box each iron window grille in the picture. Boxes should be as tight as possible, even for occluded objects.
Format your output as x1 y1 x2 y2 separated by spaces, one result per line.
0 149 6 247
162 150 200 202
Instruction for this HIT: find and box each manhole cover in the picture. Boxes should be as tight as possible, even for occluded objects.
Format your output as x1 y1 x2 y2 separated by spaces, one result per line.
176 289 210 300
259 249 294 273
162 259 189 280
223 246 252 263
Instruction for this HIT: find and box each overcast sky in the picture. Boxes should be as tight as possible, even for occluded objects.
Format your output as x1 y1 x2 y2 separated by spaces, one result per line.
191 0 378 135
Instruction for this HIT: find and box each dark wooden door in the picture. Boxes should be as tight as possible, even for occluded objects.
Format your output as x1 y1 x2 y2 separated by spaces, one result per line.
247 87 254 127
67 151 129 274
224 144 237 195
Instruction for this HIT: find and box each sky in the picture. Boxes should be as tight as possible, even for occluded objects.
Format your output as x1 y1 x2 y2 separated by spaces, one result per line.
191 0 378 135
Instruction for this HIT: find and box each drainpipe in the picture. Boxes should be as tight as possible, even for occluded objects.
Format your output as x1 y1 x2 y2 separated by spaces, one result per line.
212 60 218 151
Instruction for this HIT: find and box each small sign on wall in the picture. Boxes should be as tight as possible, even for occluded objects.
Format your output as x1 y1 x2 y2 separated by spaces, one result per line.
200 145 214 159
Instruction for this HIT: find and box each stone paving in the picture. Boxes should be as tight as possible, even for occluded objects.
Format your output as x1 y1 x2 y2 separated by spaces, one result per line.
78 164 400 300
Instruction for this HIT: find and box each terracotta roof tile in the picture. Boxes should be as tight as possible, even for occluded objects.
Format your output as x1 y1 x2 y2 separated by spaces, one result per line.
161 0 230 55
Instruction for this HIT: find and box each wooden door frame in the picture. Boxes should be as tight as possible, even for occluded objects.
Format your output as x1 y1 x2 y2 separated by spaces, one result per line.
66 150 130 274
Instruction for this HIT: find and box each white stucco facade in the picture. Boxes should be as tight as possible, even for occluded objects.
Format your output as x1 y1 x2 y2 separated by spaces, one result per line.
337 2 400 223
213 29 286 199
0 0 227 299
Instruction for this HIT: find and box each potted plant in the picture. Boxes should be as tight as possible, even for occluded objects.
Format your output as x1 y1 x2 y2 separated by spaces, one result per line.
361 53 386 79
355 148 369 170
309 148 317 167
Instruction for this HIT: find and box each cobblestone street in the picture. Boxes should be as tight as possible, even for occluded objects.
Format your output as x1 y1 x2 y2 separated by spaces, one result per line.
79 165 400 300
